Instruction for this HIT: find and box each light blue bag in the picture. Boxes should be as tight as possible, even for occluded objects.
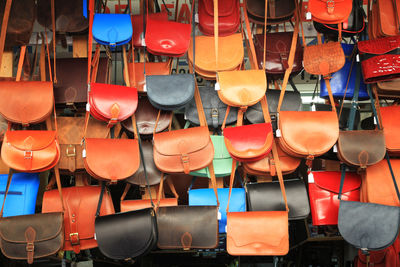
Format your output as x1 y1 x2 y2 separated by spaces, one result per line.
0 172 40 217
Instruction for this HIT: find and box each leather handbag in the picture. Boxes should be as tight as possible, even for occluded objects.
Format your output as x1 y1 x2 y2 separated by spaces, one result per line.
53 116 109 173
338 165 400 251
42 185 115 253
185 85 237 129
376 79 400 98
308 0 353 24
246 179 310 220
246 0 296 24
358 35 400 83
320 43 369 100
354 238 400 267
315 103 360 130
121 97 172 135
226 141 289 256
126 61 171 93
254 32 303 79
369 0 400 39
190 135 233 178
0 172 39 217
132 11 168 47
380 105 400 155
198 0 240 36
308 171 361 225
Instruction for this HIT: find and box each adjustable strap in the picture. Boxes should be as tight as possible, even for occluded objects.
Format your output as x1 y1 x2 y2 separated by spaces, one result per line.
0 0 12 69
271 140 289 211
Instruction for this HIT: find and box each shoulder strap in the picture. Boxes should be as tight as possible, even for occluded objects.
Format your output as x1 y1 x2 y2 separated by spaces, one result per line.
0 0 12 69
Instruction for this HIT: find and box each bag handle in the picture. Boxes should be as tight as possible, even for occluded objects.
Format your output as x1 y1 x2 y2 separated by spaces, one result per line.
0 0 12 71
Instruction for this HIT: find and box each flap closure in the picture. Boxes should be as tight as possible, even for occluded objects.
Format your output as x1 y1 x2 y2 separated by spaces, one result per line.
358 35 400 55
5 131 56 151
224 123 273 153
154 126 211 156
0 212 63 243
311 171 361 193
203 0 237 17
92 14 133 44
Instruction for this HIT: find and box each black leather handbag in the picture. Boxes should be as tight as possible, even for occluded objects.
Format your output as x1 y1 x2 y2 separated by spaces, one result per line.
185 85 237 129
246 179 310 220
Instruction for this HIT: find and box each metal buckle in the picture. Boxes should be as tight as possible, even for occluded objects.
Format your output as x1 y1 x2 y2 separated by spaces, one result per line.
70 233 80 245
66 145 76 157
24 151 33 159
26 242 34 252
211 108 218 118
326 0 335 9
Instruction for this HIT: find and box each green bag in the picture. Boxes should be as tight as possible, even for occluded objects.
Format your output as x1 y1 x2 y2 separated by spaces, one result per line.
190 135 233 177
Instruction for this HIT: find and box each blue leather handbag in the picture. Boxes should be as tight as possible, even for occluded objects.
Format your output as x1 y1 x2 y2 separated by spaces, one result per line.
92 14 133 47
189 188 246 233
0 173 40 217
320 43 369 100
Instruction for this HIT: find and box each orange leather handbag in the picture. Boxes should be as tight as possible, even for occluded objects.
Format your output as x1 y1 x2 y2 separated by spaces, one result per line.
308 0 353 24
369 0 400 39
226 141 289 256
380 105 400 155
42 185 115 253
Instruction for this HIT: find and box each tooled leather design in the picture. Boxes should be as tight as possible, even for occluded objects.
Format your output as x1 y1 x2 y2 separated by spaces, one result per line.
361 55 400 82
304 42 345 75
25 226 36 264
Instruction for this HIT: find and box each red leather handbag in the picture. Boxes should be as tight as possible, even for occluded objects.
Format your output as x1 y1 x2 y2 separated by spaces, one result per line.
354 237 400 267
132 12 169 47
198 0 240 36
42 185 115 253
308 171 361 225
379 105 400 155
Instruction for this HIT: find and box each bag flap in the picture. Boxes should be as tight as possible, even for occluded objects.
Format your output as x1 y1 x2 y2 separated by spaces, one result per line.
95 208 157 260
85 138 140 181
358 36 400 55
0 212 63 243
121 199 177 212
132 12 169 47
303 42 345 75
310 171 361 193
227 211 289 255
5 131 56 151
338 200 400 250
153 126 211 157
203 0 237 17
210 135 231 159
56 117 109 144
92 14 132 44
89 83 138 121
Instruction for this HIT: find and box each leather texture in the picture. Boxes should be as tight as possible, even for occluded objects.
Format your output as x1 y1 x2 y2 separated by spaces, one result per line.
308 171 361 225
304 42 345 76
227 211 289 255
377 79 400 97
0 81 53 124
190 135 233 178
95 208 157 259
126 141 163 186
369 0 400 39
223 123 273 162
359 36 400 83
308 0 353 23
278 111 339 158
84 138 140 182
254 32 303 78
246 179 310 220
48 58 109 105
146 74 195 110
380 106 400 154
0 173 40 217
185 86 237 128
339 200 400 250
198 0 240 36
122 97 172 135
89 83 138 124
153 126 214 174
217 70 267 107
145 18 191 56
1 131 60 172
126 61 170 93
120 199 177 213
132 12 168 47
243 142 301 176
188 34 244 79
0 212 63 264
157 206 219 249
246 0 296 23
364 159 400 206
54 116 109 172
189 188 246 233
42 185 115 253
337 130 386 168
92 14 132 46
320 43 369 100
354 238 400 267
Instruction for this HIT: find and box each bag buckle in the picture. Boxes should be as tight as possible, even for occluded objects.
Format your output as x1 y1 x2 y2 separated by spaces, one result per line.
70 233 80 245
181 154 189 164
326 0 334 13
26 242 34 252
211 108 219 118
66 145 76 157
24 151 33 159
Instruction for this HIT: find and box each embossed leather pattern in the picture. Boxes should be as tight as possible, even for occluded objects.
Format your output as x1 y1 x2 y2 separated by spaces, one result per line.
303 42 345 76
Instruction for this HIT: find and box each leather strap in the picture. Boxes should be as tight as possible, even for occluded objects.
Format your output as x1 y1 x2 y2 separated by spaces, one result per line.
0 0 12 69
15 46 26 82
338 45 357 122
51 0 57 83
262 0 268 69
347 56 361 131
25 226 36 264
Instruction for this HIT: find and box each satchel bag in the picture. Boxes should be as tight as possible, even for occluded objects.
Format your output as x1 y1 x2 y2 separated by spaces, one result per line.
369 0 400 39
308 0 353 24
308 171 361 225
0 167 64 264
198 0 240 36
226 141 289 256
380 105 400 155
246 0 296 24
358 35 400 83
42 184 115 253
185 85 237 129
246 179 310 220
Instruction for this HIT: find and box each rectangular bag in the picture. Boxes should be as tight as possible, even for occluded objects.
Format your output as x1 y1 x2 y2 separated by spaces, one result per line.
380 105 400 155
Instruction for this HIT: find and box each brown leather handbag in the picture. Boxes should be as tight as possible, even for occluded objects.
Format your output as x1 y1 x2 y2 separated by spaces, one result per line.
0 167 64 264
376 80 400 98
226 141 289 255
246 0 296 24
369 0 400 39
42 185 115 253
